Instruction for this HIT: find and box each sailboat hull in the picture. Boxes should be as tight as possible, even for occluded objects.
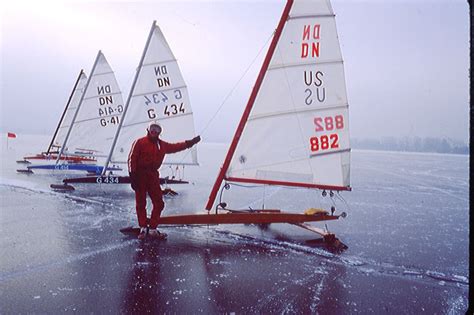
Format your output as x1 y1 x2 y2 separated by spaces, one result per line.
157 212 339 225
62 175 188 185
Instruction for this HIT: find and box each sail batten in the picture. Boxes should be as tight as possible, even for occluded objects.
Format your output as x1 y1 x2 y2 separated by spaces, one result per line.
268 59 342 71
82 91 122 101
288 14 335 20
90 70 115 77
122 112 194 128
248 103 348 122
310 148 351 158
130 85 188 98
141 59 178 67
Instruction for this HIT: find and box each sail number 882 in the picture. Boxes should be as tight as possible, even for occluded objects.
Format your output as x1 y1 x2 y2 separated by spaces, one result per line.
314 115 344 132
310 134 339 152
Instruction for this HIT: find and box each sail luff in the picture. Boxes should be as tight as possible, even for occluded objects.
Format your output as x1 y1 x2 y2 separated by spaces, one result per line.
205 0 295 211
46 69 84 154
101 21 157 175
57 51 102 164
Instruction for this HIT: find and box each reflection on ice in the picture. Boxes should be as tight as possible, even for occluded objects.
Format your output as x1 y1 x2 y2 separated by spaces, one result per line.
0 137 469 313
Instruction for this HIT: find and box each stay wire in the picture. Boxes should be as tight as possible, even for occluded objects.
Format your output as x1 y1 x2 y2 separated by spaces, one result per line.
175 31 275 166
335 191 351 212
198 31 274 137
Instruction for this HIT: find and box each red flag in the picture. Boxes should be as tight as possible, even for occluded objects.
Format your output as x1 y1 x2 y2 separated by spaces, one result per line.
7 132 16 138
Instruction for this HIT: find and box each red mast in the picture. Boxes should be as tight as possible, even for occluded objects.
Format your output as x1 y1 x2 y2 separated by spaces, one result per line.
205 0 295 211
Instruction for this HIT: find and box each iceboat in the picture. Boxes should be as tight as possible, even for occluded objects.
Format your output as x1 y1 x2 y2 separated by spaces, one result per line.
152 0 352 248
16 70 97 165
25 51 125 175
53 21 198 192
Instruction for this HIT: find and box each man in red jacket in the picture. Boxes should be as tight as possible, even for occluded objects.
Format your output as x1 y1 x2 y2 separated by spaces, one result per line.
128 122 200 240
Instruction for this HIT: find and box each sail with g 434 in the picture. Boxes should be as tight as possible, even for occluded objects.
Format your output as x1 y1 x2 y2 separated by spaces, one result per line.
51 21 198 190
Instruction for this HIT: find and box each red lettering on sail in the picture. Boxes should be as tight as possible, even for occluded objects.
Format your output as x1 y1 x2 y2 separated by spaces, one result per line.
302 25 311 40
312 24 320 39
301 24 321 59
313 115 344 132
311 42 320 58
301 43 308 58
310 134 339 152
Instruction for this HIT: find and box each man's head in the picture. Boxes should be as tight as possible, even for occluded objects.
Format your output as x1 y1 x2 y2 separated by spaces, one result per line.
147 122 162 141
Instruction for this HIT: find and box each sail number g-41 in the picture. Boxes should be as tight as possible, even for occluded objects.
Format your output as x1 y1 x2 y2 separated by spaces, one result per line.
309 115 344 152
100 116 120 127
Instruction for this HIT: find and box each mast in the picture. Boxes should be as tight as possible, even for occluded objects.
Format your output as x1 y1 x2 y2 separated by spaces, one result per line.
46 69 84 154
56 51 101 164
205 0 294 210
101 21 157 175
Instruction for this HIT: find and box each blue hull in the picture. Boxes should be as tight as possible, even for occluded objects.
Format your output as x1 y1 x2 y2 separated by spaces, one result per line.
27 164 121 175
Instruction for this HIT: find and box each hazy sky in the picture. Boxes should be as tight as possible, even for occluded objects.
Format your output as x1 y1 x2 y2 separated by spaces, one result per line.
0 0 470 143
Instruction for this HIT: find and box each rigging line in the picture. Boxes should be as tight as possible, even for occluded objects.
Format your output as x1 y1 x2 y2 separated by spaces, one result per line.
198 31 275 137
175 31 275 166
329 194 337 209
313 188 323 210
335 191 351 212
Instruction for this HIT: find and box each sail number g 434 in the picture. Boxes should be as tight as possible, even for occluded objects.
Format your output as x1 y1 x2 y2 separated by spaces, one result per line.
164 103 185 116
96 176 119 184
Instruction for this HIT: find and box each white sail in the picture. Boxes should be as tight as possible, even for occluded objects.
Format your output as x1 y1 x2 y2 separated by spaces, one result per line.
51 71 88 151
62 51 125 159
110 22 198 167
226 0 350 189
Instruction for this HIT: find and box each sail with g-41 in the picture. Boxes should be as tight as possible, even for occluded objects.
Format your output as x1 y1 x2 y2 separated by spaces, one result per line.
24 51 124 175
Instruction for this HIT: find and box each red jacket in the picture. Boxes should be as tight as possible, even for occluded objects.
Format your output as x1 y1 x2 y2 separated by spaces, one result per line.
128 136 189 173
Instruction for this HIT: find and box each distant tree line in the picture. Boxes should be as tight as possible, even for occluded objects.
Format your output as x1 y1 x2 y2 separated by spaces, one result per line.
351 137 469 155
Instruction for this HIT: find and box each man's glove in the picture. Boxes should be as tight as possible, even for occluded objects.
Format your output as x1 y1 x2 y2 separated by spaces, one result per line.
129 172 138 191
185 135 201 148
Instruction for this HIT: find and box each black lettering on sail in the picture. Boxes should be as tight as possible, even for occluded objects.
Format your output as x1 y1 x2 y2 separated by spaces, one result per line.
315 71 323 87
147 109 156 119
304 71 312 86
303 70 324 87
305 88 313 105
316 88 326 102
97 85 112 95
154 65 168 76
157 77 171 87
99 96 113 105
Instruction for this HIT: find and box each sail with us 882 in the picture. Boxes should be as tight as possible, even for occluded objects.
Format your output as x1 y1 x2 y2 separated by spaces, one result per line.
209 0 350 204
106 21 198 169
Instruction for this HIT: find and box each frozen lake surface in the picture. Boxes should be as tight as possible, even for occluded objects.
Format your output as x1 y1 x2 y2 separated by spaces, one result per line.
0 134 469 313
